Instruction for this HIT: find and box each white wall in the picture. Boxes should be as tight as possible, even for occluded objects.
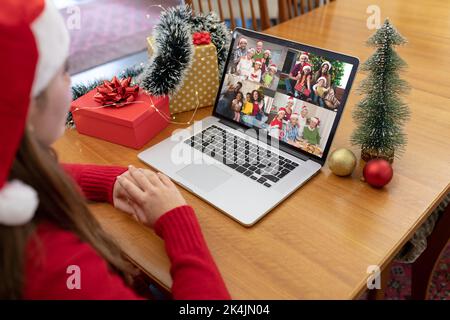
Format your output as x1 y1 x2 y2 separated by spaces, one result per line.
338 63 354 89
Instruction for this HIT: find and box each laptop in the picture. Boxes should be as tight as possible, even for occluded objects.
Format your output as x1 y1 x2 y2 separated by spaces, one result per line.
138 27 359 226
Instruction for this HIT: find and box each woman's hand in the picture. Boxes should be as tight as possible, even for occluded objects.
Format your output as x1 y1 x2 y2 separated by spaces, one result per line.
116 166 187 228
112 169 137 216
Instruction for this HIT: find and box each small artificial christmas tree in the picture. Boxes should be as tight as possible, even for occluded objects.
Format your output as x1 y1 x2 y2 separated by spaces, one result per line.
351 19 410 163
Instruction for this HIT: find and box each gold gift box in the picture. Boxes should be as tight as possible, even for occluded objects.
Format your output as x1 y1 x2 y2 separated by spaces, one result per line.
147 37 219 114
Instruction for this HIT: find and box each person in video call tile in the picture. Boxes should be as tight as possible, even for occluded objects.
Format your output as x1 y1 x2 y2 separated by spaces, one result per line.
269 108 286 139
283 96 294 121
231 37 248 73
294 64 312 100
313 76 330 107
312 61 332 106
302 117 321 145
249 60 262 83
285 51 310 96
231 92 244 122
217 81 242 119
314 61 332 86
236 48 255 80
282 112 299 143
313 75 341 110
251 90 264 122
240 92 254 126
261 64 278 89
252 40 265 62
242 92 253 115
297 105 309 136
261 49 272 74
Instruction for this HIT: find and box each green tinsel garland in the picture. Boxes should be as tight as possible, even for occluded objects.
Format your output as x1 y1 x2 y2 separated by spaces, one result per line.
141 5 230 96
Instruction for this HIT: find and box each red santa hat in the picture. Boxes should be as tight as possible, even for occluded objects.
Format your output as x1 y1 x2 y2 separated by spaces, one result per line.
321 61 332 71
254 60 263 65
268 64 277 72
302 64 312 73
0 0 70 226
290 113 300 119
300 52 309 60
287 96 294 103
317 76 328 86
278 107 287 114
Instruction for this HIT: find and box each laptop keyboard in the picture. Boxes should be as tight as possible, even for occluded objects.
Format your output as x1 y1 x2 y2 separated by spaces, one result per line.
183 125 301 188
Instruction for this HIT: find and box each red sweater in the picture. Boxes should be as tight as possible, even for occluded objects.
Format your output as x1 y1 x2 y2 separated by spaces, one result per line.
23 164 230 300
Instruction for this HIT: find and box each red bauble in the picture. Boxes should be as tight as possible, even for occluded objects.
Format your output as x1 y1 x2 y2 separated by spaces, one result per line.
363 159 393 188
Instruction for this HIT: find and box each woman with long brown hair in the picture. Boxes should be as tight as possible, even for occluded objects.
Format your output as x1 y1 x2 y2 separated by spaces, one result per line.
0 0 229 300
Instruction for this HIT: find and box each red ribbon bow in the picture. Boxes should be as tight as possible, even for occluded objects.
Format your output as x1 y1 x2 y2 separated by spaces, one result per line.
93 76 139 107
192 32 211 45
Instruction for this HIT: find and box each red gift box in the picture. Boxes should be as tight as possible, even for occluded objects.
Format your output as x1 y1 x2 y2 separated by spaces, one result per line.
70 88 169 149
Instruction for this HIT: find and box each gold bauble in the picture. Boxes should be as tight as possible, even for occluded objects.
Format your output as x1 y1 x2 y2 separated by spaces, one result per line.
328 148 357 176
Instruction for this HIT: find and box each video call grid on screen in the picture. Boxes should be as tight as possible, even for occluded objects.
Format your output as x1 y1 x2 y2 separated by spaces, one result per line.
215 30 356 159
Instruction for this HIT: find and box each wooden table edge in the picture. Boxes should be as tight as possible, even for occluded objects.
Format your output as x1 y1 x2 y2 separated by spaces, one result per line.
351 183 450 299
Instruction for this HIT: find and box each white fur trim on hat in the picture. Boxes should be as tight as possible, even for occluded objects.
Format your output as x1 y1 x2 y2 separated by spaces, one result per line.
302 64 312 72
321 61 332 71
0 180 39 226
317 76 327 86
31 0 70 97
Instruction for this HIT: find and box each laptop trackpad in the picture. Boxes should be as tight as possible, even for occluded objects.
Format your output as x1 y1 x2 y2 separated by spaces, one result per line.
176 164 231 192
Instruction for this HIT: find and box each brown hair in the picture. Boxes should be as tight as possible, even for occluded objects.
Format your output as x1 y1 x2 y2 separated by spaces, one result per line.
0 119 134 299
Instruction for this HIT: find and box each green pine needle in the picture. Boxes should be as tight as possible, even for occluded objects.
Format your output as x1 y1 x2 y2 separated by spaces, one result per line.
351 19 410 158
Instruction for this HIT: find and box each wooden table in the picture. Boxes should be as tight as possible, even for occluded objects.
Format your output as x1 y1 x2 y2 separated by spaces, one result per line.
54 0 450 299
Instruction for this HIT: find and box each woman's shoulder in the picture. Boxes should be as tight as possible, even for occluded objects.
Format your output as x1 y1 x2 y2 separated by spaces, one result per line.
24 221 140 299
30 221 81 250
25 221 100 279
24 222 90 296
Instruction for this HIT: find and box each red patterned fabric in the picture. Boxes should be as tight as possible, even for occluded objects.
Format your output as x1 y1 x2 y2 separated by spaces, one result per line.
385 249 450 300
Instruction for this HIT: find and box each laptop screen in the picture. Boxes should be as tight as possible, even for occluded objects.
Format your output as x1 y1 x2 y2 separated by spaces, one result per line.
214 28 358 161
